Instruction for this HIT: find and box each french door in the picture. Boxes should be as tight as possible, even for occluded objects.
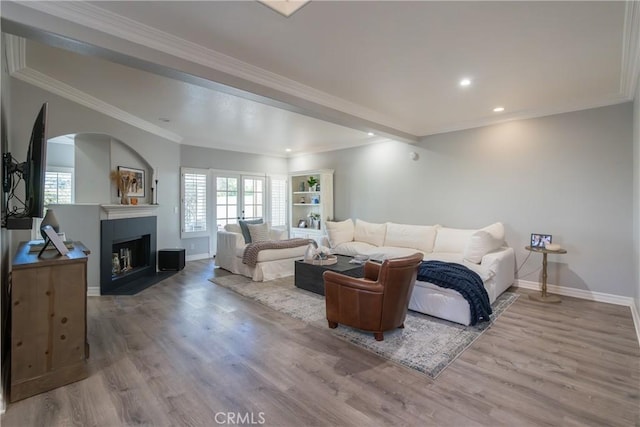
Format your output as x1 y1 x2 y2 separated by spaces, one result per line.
214 173 265 229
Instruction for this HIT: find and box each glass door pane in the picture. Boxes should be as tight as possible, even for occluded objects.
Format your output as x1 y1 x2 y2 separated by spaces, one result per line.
242 176 264 221
215 175 239 230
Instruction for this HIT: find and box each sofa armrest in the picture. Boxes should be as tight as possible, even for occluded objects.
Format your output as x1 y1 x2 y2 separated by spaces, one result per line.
215 230 245 270
364 261 381 281
481 246 515 295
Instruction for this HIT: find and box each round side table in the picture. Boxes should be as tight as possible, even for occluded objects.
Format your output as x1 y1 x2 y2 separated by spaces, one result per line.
525 246 567 303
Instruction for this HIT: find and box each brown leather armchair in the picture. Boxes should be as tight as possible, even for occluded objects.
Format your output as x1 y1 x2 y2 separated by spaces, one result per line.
323 253 424 341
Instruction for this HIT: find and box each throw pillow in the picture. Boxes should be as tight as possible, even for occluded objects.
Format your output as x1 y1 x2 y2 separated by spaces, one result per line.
463 222 505 263
325 219 354 248
247 222 270 243
354 219 386 247
384 223 440 253
433 227 476 253
239 218 263 243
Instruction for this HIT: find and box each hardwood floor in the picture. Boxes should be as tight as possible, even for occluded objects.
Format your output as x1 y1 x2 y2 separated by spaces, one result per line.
2 259 639 426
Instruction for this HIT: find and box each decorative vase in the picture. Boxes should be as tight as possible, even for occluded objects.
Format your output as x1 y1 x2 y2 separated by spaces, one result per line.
120 192 130 205
40 208 60 240
304 244 316 262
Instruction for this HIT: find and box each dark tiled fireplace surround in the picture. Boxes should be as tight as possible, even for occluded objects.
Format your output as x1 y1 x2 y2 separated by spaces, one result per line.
100 216 172 295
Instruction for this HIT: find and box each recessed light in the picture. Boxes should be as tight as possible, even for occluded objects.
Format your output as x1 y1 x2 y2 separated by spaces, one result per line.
367 132 375 136
459 78 471 87
159 118 170 123
285 148 292 152
493 107 505 113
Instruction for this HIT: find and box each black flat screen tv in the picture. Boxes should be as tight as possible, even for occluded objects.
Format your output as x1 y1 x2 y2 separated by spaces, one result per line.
2 102 48 229
25 102 49 219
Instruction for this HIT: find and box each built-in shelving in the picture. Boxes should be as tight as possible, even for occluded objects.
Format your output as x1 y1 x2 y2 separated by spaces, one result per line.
289 170 333 244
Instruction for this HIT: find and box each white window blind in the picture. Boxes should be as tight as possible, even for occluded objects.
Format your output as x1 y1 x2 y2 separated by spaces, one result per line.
270 177 287 227
44 170 73 204
182 171 207 235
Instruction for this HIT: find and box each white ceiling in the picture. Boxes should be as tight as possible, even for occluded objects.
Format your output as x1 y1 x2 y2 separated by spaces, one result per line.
3 1 639 157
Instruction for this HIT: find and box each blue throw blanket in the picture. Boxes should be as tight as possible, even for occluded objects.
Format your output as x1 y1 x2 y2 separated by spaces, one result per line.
417 261 492 325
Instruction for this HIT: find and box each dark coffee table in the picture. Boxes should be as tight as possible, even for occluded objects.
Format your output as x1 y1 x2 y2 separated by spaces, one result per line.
295 255 365 296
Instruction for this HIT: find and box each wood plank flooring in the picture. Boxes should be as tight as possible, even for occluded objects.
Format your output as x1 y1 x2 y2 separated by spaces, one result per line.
2 259 638 426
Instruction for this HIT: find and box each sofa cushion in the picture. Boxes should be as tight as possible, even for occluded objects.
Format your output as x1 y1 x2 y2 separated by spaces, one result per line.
224 223 242 234
354 219 386 247
325 219 355 247
463 222 505 264
331 241 377 257
239 218 264 243
247 222 270 243
433 227 476 253
384 223 439 253
364 246 424 262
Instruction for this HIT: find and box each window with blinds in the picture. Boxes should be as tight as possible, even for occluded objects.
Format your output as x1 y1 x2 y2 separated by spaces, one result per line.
270 177 287 228
182 170 208 236
44 170 73 204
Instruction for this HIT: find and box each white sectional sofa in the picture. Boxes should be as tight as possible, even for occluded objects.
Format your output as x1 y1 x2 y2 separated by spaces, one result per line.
323 219 515 326
216 224 308 281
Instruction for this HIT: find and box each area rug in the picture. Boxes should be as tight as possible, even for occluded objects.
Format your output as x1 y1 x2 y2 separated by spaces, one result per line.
209 274 518 379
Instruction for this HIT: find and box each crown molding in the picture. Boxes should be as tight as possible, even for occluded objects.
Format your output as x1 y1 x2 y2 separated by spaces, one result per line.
10 66 183 143
16 1 412 134
621 0 640 98
4 33 26 73
419 94 630 139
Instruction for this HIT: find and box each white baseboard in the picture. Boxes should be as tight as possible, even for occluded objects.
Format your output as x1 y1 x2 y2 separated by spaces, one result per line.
515 279 640 347
186 253 211 262
631 301 640 349
87 285 100 296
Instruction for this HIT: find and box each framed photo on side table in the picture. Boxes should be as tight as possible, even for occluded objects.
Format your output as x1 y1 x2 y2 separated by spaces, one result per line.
530 233 552 248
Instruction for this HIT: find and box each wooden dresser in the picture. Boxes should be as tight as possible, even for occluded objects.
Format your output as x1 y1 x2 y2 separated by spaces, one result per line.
10 241 90 402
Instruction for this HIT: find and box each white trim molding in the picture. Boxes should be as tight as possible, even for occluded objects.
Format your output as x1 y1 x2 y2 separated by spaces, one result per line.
100 204 159 220
621 0 640 98
515 279 640 347
4 34 26 73
87 286 100 297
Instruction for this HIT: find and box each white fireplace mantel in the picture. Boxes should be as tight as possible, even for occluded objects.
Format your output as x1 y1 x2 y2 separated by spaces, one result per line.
100 204 159 220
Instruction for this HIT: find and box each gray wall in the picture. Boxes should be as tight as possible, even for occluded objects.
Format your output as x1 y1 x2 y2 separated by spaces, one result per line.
74 134 110 203
47 141 74 169
180 144 287 175
8 78 181 252
290 103 635 298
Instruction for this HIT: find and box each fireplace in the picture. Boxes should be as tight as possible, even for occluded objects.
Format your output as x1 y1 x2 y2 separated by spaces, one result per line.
111 235 151 278
100 216 158 295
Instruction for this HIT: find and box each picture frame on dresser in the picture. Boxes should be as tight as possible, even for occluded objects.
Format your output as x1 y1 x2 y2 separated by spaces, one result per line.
39 225 70 257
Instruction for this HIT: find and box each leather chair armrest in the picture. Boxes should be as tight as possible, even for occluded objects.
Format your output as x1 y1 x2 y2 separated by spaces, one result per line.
364 260 382 281
323 270 384 293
